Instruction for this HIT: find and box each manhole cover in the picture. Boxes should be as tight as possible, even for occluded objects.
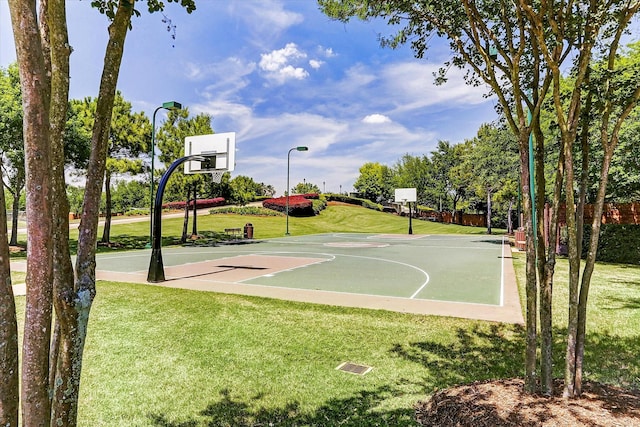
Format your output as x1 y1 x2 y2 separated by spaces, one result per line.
336 362 373 375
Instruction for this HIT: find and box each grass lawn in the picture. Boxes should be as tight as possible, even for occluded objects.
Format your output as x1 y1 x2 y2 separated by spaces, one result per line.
10 205 640 426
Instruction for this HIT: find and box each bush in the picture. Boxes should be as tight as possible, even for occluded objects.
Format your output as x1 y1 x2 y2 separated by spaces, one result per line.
263 195 314 216
325 194 383 211
209 206 283 216
582 224 640 264
312 199 327 215
162 197 225 210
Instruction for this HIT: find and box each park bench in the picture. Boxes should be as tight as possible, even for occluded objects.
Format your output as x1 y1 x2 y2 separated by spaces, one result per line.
224 228 242 239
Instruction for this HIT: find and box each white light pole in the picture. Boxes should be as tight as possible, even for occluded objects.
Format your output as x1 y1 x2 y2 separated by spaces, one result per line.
286 146 308 235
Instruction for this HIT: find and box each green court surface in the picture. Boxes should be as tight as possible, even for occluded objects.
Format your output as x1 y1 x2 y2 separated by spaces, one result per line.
95 233 510 307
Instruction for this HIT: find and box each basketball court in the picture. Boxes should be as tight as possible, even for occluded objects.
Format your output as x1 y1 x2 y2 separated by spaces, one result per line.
92 233 524 324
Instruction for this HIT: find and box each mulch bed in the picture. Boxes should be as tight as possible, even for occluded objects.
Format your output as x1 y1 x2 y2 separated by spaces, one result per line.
415 378 640 426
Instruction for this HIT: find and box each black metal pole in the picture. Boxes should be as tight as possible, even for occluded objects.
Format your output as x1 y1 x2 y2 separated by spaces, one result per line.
192 184 198 237
148 155 205 282
409 202 413 235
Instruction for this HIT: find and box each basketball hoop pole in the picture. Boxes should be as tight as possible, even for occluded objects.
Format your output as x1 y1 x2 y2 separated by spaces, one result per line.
409 202 413 235
148 154 204 283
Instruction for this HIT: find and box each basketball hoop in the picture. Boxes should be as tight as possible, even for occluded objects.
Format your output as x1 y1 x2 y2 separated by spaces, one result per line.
210 170 224 183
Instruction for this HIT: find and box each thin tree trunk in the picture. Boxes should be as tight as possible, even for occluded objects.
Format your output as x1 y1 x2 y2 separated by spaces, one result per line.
9 183 22 246
562 129 581 398
0 170 19 426
486 189 492 234
507 198 513 235
9 0 55 424
540 132 565 395
53 2 135 425
519 133 537 394
576 81 592 257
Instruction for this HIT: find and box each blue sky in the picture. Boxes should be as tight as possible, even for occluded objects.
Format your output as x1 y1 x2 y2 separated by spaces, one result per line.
1 0 499 195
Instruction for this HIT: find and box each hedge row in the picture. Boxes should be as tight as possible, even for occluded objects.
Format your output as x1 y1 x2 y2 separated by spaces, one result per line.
263 195 315 216
209 206 283 216
582 224 640 264
162 197 226 210
324 194 383 211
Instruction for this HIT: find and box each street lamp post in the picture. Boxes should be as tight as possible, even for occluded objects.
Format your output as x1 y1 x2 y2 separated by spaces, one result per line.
286 146 308 235
148 101 182 248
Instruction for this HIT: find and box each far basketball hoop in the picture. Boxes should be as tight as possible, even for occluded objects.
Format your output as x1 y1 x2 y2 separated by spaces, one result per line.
395 188 417 235
394 188 416 204
184 132 236 175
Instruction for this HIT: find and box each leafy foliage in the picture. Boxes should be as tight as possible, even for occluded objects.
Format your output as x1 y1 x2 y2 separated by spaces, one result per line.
353 162 393 202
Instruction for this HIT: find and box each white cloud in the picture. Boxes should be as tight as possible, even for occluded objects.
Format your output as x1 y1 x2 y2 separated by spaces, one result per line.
362 114 391 124
259 43 309 84
317 46 336 58
260 43 306 71
381 62 490 112
309 59 324 69
229 0 304 46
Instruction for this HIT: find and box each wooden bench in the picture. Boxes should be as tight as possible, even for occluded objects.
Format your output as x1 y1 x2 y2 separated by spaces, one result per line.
224 228 242 239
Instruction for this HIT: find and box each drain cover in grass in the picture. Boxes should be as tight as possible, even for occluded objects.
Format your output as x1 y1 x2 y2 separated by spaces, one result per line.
336 362 373 375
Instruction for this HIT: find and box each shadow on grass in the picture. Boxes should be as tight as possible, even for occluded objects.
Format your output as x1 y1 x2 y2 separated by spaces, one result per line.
390 323 640 390
146 323 639 426
391 323 526 388
149 385 418 427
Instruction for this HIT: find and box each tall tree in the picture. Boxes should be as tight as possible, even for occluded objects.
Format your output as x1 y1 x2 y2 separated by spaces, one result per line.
67 92 151 243
319 0 640 397
5 1 196 426
392 154 433 205
429 141 469 215
232 175 267 205
292 180 321 195
465 124 519 234
0 63 26 246
353 161 393 202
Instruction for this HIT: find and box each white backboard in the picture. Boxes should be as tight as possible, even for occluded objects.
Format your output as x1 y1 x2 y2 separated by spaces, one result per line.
184 132 236 174
394 188 417 203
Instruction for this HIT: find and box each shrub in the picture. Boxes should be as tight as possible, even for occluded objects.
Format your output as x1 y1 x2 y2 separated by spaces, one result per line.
312 199 327 215
263 195 314 216
582 224 640 264
325 194 383 211
162 197 225 210
209 206 283 216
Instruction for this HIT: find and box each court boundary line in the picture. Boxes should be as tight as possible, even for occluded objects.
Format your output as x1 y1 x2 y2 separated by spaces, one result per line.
9 236 524 324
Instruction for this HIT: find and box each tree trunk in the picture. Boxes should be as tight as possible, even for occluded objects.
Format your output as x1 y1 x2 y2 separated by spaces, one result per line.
15 1 55 421
562 128 581 399
9 0 55 424
53 2 135 425
0 170 19 427
519 132 537 394
506 198 513 235
101 171 112 243
9 183 22 246
486 189 492 234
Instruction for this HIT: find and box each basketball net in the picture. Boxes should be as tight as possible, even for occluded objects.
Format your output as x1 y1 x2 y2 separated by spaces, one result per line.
210 170 224 183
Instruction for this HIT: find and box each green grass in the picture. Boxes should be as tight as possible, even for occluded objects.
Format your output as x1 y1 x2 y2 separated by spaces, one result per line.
512 254 640 389
10 205 639 426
